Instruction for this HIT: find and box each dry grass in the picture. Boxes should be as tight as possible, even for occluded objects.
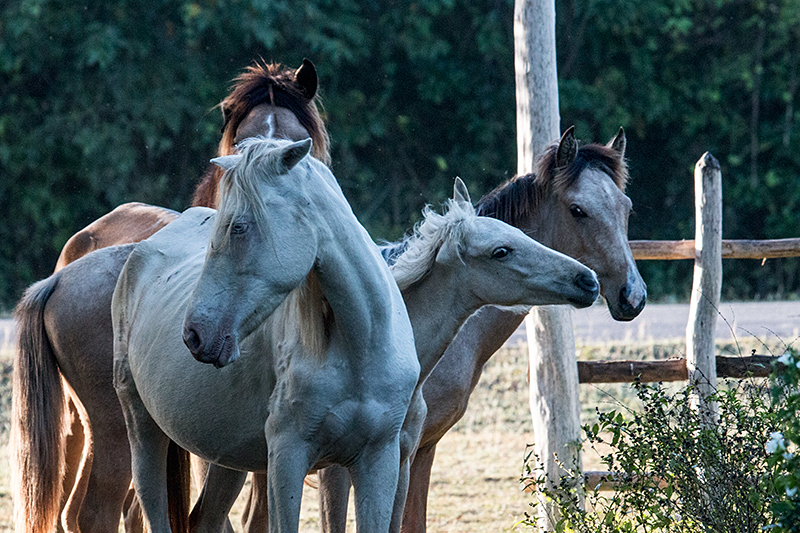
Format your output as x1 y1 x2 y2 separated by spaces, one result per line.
0 335 783 532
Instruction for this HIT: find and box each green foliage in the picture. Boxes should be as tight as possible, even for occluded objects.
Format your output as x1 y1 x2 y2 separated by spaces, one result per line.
0 0 517 310
556 0 800 302
523 379 787 532
769 349 800 531
2 0 800 309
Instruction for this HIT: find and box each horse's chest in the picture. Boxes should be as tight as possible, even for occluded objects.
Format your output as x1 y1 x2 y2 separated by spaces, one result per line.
267 362 409 463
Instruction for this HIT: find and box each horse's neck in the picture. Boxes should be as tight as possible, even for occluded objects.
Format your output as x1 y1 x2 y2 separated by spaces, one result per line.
314 209 407 356
401 268 478 383
441 306 528 393
519 196 557 250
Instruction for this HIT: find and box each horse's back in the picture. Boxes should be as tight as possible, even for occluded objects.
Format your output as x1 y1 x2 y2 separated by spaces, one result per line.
45 244 138 399
55 202 179 271
113 207 215 318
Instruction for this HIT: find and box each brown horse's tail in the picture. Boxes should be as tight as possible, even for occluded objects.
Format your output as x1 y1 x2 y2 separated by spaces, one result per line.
11 274 67 533
167 441 191 533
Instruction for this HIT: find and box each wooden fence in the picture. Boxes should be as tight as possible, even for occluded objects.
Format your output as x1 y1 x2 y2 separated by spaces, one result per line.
571 151 800 490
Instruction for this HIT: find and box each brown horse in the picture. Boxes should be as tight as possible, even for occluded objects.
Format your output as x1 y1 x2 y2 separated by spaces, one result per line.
12 58 329 533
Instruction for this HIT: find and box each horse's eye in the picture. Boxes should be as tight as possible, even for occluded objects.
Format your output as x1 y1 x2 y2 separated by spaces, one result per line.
491 247 511 259
570 204 588 219
230 222 248 235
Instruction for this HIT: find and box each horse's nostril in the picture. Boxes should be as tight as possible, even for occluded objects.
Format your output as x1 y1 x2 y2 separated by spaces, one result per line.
577 271 599 294
619 283 646 313
183 327 202 354
619 284 631 306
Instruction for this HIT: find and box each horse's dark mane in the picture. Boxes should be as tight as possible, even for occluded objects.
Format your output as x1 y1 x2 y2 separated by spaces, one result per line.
476 141 628 225
192 60 329 208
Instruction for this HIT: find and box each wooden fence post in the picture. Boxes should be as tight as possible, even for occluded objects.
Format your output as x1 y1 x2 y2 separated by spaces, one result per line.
514 0 580 528
685 152 722 419
525 307 582 513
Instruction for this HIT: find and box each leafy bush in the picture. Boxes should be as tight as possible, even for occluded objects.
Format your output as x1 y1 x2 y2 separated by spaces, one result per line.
523 376 791 532
768 350 800 531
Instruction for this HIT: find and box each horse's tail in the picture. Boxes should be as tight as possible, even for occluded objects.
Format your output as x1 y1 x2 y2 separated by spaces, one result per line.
167 441 191 533
11 274 67 533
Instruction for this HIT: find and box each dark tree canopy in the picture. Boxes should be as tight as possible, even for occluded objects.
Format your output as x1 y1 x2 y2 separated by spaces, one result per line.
1 0 799 309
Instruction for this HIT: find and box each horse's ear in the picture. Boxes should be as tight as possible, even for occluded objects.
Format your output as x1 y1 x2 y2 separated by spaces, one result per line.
219 99 233 134
279 138 313 171
607 127 626 159
556 126 578 169
294 59 318 100
210 154 242 170
453 177 472 206
220 100 231 123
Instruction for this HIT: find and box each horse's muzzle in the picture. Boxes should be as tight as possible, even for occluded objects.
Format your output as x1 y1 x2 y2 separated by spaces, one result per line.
183 325 237 367
568 271 600 308
613 281 647 321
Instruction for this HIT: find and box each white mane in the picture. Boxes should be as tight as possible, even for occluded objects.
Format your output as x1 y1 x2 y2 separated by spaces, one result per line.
390 198 476 291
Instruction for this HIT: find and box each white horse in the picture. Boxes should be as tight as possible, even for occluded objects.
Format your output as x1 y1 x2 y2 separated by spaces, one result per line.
190 178 600 532
112 137 420 533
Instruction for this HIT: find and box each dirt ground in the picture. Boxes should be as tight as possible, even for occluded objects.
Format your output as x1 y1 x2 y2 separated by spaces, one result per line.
0 332 781 532
0 344 538 532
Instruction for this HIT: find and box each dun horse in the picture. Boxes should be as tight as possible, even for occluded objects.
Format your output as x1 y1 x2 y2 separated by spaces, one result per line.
397 126 646 533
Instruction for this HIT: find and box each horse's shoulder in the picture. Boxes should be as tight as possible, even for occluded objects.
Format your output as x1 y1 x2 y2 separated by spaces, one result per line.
118 207 215 305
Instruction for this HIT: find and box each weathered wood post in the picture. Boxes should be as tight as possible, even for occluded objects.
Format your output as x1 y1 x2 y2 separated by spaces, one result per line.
685 152 722 420
515 0 581 528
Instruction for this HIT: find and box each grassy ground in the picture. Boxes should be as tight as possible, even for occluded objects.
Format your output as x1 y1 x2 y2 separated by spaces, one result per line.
0 334 783 532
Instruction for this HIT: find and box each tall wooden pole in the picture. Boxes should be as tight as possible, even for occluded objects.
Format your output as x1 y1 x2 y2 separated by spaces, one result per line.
514 0 559 170
686 152 722 420
515 0 581 529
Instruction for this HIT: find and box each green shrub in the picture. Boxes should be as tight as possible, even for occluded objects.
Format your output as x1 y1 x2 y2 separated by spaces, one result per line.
768 349 800 531
523 376 789 532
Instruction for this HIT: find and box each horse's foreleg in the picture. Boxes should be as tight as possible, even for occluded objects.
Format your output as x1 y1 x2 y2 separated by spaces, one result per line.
318 465 351 533
242 473 270 533
400 444 436 533
389 458 412 533
189 464 247 533
348 440 401 533
266 435 310 533
115 375 173 533
388 390 426 533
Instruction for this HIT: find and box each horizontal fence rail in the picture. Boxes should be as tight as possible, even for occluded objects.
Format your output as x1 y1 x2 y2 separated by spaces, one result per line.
630 238 800 260
577 355 779 383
